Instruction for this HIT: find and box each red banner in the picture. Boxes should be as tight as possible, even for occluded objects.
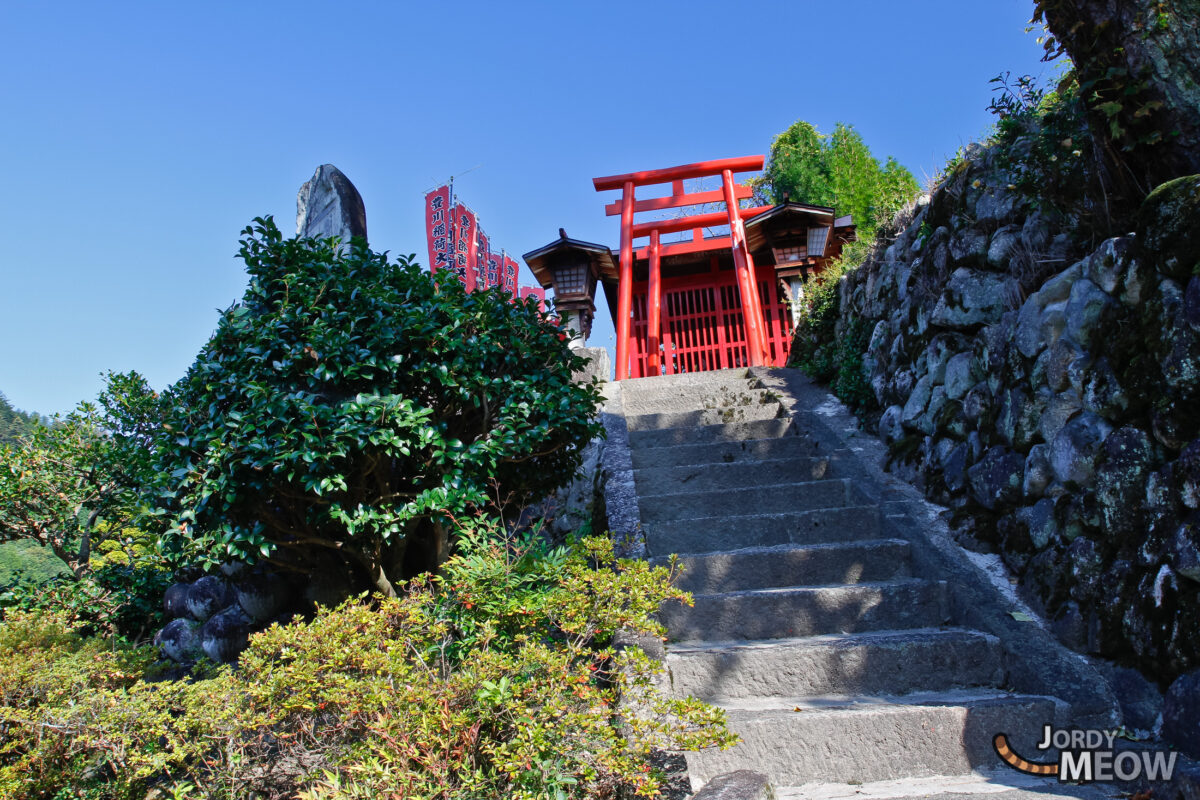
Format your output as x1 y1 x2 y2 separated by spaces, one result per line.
484 247 501 289
455 204 478 292
424 185 453 279
520 285 547 313
503 254 521 295
476 228 493 289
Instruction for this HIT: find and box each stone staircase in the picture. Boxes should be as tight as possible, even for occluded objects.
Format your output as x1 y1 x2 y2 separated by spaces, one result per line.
606 368 1122 799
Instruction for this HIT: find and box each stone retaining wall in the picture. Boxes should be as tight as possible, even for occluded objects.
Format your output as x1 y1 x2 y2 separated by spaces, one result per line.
835 155 1200 688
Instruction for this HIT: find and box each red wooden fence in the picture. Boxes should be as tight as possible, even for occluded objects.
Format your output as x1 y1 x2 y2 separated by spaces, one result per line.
628 265 792 378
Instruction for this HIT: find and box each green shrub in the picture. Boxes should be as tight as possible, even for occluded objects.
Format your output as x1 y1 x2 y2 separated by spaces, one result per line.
0 540 70 594
1 524 170 641
788 240 876 411
0 527 734 800
156 219 604 594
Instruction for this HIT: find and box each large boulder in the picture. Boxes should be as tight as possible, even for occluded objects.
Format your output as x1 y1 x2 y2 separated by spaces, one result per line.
1164 669 1200 758
200 606 253 664
1095 427 1155 537
155 618 202 663
932 269 1018 330
1049 412 1113 489
1139 175 1200 279
185 576 233 622
967 446 1024 510
1064 279 1118 350
1081 236 1137 295
163 582 190 619
235 572 293 623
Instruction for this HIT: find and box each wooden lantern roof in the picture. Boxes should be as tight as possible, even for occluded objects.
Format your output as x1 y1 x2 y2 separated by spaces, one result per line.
521 229 619 290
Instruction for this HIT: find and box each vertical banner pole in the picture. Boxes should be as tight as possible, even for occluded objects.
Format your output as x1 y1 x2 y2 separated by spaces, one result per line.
722 169 767 367
615 180 635 381
647 228 662 376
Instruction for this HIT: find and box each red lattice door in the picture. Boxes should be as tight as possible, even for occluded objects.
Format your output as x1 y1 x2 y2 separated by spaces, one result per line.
629 266 792 378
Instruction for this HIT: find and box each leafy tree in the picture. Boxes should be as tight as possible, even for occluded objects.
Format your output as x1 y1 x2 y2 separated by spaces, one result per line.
1033 0 1200 195
0 372 165 577
759 120 920 237
156 218 603 597
0 391 41 446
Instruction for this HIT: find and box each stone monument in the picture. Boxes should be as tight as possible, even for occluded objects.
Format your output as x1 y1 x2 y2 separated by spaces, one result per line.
296 164 368 245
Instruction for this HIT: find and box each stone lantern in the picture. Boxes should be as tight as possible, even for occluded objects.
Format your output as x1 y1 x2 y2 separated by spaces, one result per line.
522 229 617 348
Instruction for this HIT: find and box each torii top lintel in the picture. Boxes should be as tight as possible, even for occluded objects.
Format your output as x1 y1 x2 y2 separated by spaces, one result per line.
591 155 764 191
592 154 771 380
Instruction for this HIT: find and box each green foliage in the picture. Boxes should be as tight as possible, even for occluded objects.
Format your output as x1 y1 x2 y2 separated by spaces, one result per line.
987 70 1101 228
0 371 167 577
759 120 920 238
0 540 70 594
0 531 734 799
787 240 876 411
0 391 41 446
156 218 603 594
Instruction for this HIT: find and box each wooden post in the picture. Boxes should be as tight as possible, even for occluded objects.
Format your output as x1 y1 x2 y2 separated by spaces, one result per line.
722 169 767 366
647 229 662 375
616 180 635 380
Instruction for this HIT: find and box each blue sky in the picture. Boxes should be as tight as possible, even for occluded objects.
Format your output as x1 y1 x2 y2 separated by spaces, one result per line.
0 1 1053 415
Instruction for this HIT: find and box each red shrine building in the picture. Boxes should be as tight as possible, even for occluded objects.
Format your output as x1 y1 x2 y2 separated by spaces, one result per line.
523 156 855 380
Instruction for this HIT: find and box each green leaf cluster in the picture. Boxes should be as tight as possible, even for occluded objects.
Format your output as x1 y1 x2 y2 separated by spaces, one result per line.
0 371 170 637
0 530 734 799
0 391 42 447
155 218 603 594
786 242 876 410
758 120 920 238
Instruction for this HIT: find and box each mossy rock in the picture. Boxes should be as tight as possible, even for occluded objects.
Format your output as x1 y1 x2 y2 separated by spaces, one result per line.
1140 175 1200 278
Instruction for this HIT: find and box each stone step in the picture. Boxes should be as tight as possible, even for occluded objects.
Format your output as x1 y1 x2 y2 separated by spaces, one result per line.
622 387 779 417
645 506 884 557
659 540 912 595
628 417 798 450
619 368 755 393
624 402 783 432
635 456 833 496
630 434 826 471
660 628 1004 700
685 691 1059 787
639 480 852 524
773 769 1122 800
662 579 949 643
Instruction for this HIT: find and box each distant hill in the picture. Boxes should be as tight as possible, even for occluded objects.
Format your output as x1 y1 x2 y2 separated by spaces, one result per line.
0 391 43 446
0 540 71 593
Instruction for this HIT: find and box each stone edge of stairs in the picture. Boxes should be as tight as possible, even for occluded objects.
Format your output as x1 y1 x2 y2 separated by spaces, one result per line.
743 366 1120 731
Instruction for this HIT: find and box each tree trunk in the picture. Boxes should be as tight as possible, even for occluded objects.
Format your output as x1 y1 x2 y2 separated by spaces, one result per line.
1036 0 1200 193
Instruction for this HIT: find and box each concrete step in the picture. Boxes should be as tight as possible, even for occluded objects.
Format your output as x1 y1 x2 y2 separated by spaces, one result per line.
624 402 783 432
639 480 852 524
635 456 833 496
630 434 826 470
685 691 1059 786
645 505 884 556
622 386 779 416
660 628 1004 700
659 540 912 595
619 368 754 394
662 579 949 642
773 769 1123 800
628 417 798 450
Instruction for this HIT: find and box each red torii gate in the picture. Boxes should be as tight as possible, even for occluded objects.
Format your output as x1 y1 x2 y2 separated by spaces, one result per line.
593 156 773 380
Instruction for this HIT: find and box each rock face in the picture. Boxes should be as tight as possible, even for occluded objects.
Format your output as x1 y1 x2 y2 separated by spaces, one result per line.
296 164 368 245
832 155 1200 686
1164 670 1200 758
